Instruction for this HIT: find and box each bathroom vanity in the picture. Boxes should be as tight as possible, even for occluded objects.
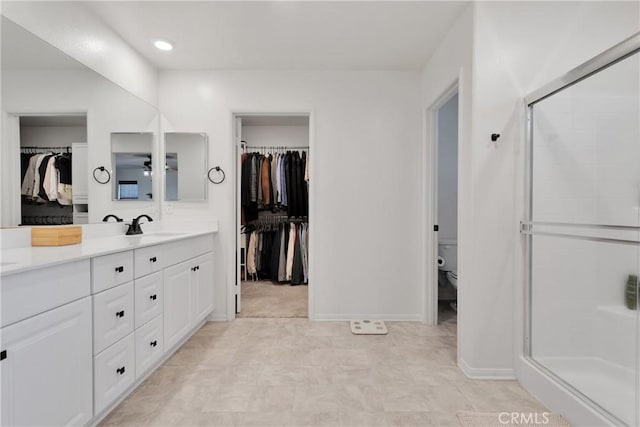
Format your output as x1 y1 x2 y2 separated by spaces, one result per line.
0 227 217 426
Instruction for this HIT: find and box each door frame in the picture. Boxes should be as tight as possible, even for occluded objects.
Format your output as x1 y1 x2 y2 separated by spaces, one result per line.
423 80 459 326
230 111 315 320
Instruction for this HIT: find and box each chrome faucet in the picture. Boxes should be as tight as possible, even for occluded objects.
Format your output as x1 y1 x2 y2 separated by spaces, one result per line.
102 214 123 223
126 215 153 235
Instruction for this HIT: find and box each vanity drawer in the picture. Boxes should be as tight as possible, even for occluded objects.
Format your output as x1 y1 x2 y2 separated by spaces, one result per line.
93 282 134 354
94 333 135 415
134 272 163 328
134 245 164 278
163 235 213 268
1 260 90 328
135 315 163 378
92 251 133 293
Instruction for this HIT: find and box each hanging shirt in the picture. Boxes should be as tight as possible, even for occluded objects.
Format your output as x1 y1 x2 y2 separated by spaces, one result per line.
21 155 40 197
285 223 296 280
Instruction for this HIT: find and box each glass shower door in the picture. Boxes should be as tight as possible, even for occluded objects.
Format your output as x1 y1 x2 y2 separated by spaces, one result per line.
525 49 640 425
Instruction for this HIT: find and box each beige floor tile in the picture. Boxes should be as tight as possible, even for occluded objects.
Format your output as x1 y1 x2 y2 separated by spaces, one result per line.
460 380 547 412
99 318 549 427
333 349 370 367
286 411 340 427
304 322 351 337
385 411 460 427
259 365 332 386
339 410 388 427
203 385 258 412
337 385 385 412
161 384 209 413
156 411 240 427
371 363 416 387
330 366 378 387
247 385 296 412
99 410 151 427
293 385 339 412
380 385 432 412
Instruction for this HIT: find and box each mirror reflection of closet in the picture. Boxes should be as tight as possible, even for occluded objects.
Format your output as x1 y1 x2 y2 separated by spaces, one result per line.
164 133 208 201
111 132 154 201
19 115 88 225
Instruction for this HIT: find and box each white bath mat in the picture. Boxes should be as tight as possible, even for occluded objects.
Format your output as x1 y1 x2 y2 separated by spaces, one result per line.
350 320 388 335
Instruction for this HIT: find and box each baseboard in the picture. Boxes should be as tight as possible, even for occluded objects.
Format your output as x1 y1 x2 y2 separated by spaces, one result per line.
458 357 516 380
312 313 423 321
207 313 229 322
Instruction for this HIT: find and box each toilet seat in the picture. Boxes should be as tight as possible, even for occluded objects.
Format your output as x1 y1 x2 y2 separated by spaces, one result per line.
446 271 457 289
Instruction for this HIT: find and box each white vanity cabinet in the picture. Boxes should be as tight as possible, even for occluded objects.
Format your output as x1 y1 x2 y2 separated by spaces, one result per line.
0 260 92 426
0 232 215 426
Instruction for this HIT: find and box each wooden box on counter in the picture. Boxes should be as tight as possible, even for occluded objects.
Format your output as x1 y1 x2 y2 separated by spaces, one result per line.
31 225 82 246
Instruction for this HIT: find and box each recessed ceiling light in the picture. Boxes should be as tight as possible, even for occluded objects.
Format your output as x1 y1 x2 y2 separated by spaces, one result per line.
154 40 173 51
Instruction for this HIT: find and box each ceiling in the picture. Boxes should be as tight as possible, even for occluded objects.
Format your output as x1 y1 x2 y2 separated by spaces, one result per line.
83 1 468 71
1 16 86 70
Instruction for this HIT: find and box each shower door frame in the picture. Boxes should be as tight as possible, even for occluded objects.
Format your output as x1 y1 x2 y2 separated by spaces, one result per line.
522 32 640 425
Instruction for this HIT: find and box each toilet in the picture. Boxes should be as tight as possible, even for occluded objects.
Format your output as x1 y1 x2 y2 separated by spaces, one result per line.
437 241 458 290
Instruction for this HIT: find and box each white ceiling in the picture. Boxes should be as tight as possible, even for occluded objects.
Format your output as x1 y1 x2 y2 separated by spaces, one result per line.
1 16 86 70
84 1 468 71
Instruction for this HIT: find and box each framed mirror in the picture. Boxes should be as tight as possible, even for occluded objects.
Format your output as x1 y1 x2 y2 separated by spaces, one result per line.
164 132 208 201
112 132 154 201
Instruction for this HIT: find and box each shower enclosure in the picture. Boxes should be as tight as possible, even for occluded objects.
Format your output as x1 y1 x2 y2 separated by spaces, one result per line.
523 34 640 426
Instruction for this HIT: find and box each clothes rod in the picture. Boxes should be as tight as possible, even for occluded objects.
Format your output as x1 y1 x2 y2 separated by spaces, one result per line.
21 146 71 152
245 146 309 150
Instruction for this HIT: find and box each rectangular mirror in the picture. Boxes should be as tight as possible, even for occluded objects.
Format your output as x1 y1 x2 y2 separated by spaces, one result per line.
164 133 208 201
1 16 161 224
112 132 154 201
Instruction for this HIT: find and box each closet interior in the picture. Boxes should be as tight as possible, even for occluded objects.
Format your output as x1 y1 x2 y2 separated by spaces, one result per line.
237 115 310 318
19 115 89 225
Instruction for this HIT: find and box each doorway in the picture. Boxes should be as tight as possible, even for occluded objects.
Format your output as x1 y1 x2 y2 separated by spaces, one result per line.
426 86 459 328
435 94 458 326
233 113 312 319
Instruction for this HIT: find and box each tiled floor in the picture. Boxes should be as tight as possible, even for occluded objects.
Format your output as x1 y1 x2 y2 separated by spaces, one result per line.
238 281 308 318
100 314 547 427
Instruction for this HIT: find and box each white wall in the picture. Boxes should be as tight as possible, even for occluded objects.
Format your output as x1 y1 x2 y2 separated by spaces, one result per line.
2 69 159 225
159 70 422 320
243 125 310 148
1 2 158 106
420 4 474 369
20 126 86 148
463 1 640 424
437 94 458 243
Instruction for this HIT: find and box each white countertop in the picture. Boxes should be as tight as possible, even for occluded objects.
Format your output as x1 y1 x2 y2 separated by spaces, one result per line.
0 224 218 277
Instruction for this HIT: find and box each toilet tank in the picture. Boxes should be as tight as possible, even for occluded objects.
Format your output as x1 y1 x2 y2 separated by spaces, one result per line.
438 241 457 272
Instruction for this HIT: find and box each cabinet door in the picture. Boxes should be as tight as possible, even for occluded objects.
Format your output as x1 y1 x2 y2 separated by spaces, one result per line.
93 333 135 415
0 297 92 426
135 315 163 378
163 261 192 351
193 253 214 325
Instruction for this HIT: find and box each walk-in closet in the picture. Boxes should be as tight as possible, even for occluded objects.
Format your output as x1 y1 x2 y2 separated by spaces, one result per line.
19 115 89 225
236 115 310 318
